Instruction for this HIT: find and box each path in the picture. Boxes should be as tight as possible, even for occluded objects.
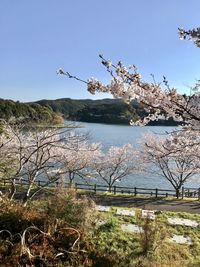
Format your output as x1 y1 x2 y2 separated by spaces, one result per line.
85 194 200 214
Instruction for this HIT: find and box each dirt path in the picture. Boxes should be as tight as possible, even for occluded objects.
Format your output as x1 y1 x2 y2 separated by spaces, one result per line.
87 194 200 214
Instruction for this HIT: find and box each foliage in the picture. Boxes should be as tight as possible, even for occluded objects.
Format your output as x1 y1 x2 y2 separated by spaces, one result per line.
0 194 46 234
36 98 143 124
45 190 93 227
0 97 179 126
92 144 138 191
0 192 93 266
139 131 200 197
1 192 200 266
36 98 178 126
57 25 200 201
0 98 64 125
0 123 100 204
1 23 200 266
179 27 200 48
85 207 200 267
137 215 168 255
58 36 200 129
58 138 100 186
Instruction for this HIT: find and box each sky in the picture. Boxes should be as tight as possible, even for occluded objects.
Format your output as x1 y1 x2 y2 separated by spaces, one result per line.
0 0 200 102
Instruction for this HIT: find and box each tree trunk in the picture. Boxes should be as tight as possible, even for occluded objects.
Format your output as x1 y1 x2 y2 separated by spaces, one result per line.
23 174 38 206
23 183 33 206
9 178 16 200
69 180 73 188
108 184 112 193
176 188 180 199
69 172 74 188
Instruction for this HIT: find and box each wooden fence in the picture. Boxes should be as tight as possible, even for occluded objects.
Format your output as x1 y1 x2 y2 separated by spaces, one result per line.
1 178 200 199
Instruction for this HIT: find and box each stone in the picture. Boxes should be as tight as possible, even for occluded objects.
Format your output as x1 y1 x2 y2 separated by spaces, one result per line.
121 223 143 233
116 209 135 216
142 210 156 220
168 218 198 227
95 205 111 212
170 234 193 245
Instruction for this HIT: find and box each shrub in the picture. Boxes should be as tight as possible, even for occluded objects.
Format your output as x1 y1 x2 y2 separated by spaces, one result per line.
0 192 93 266
137 215 168 255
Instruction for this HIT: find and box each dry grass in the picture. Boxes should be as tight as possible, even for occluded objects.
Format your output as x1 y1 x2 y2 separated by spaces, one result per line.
0 190 200 266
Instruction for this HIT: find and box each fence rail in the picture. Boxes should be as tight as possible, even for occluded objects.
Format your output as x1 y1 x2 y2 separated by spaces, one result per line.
1 178 200 199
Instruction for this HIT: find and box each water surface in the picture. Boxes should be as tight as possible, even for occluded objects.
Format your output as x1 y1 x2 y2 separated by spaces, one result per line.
67 121 199 189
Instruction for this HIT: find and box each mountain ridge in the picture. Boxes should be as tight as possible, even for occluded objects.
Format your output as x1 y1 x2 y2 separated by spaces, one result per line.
0 97 178 126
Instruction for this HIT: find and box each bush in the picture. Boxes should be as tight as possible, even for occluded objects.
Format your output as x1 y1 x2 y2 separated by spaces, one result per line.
137 216 168 255
45 189 94 227
0 192 200 267
0 192 93 266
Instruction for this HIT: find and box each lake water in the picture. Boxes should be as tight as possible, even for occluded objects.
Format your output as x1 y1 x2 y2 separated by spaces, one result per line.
67 121 199 189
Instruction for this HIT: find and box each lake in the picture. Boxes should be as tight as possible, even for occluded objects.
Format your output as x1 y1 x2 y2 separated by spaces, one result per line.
67 121 199 189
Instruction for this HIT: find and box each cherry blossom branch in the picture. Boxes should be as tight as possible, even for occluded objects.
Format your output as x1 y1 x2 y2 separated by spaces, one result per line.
179 27 200 48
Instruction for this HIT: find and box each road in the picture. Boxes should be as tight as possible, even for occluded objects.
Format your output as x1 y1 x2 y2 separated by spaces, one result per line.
87 194 200 214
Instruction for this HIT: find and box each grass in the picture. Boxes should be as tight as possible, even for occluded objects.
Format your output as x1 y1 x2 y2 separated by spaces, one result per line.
1 190 200 266
90 206 200 266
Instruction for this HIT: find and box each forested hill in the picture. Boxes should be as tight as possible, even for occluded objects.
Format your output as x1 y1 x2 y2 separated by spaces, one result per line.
0 98 63 125
0 97 178 126
35 98 178 126
35 98 141 124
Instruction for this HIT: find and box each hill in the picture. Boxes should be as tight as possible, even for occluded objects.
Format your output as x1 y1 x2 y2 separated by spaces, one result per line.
35 98 141 124
0 97 178 126
35 98 178 126
0 98 63 125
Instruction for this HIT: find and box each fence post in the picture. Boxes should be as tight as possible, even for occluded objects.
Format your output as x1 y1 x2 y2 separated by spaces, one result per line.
134 187 137 196
155 188 158 198
182 187 184 199
114 186 116 195
94 184 97 194
198 188 200 201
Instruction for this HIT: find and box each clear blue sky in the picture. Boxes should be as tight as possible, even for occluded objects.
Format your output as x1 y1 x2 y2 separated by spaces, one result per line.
1 0 200 102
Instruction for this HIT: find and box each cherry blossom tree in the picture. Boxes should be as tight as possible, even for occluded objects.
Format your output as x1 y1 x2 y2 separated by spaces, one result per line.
92 144 138 192
0 125 65 201
0 123 16 181
58 54 200 130
139 132 200 198
0 122 95 203
56 25 200 193
179 27 200 48
58 23 200 130
57 139 101 187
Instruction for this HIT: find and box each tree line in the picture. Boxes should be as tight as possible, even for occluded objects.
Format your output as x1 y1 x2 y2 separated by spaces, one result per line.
0 97 179 126
0 98 63 125
1 121 199 203
35 98 178 125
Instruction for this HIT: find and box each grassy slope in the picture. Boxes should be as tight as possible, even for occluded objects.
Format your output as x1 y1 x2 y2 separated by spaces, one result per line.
0 191 200 267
